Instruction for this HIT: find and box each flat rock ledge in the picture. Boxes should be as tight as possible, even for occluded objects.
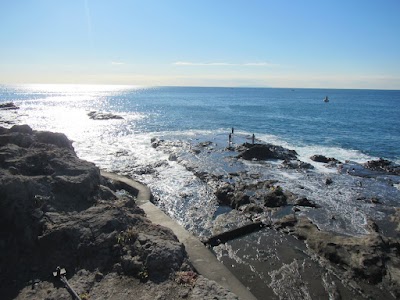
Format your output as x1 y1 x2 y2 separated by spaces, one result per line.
0 125 238 300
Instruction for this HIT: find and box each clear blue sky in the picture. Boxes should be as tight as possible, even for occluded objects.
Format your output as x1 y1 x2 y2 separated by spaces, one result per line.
1 0 399 89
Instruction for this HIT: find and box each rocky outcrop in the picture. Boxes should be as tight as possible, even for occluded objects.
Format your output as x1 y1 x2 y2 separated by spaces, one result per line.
0 102 19 110
0 125 237 300
274 215 400 297
88 111 123 120
310 154 340 164
363 158 400 175
237 143 298 161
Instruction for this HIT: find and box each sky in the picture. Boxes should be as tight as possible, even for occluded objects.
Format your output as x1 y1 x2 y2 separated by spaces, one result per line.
0 0 399 89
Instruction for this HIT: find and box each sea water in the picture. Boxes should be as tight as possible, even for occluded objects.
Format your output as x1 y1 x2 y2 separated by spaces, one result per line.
1 84 400 233
2 84 400 298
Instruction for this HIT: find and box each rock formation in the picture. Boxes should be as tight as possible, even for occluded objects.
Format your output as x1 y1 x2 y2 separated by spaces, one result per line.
0 125 238 300
237 142 298 161
0 102 19 110
87 111 123 120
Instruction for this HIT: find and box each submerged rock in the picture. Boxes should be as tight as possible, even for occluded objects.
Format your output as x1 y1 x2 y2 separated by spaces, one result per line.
88 111 123 120
281 159 314 169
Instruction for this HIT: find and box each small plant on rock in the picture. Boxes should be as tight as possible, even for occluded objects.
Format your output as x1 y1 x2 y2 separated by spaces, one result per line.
116 228 137 246
138 266 149 282
174 271 198 286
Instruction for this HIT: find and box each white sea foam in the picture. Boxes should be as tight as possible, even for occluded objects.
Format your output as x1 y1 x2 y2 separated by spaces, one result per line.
5 86 399 239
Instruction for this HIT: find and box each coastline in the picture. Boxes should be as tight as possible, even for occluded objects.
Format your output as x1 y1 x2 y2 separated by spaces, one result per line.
0 125 243 300
1 102 400 299
101 171 257 300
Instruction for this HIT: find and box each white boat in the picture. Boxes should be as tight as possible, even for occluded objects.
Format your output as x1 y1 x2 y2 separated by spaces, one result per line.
323 96 329 102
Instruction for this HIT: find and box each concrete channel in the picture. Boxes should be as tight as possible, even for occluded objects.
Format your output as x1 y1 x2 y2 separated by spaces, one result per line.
101 171 258 300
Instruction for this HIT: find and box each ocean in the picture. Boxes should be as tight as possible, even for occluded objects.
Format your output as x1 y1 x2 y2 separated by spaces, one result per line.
1 84 400 299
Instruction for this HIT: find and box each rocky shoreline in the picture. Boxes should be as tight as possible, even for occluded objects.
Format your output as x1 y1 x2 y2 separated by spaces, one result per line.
150 135 400 299
0 125 239 300
2 101 400 299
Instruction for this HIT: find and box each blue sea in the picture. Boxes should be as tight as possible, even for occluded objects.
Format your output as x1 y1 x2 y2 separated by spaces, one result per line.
2 84 400 299
1 84 399 162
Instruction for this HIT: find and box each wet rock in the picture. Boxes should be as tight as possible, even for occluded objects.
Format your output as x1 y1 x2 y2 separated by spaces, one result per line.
197 141 212 148
237 143 297 161
215 183 235 204
214 183 251 209
263 186 287 207
242 204 264 214
281 159 314 169
294 197 319 208
168 153 178 161
88 111 123 120
310 155 340 164
273 214 297 230
231 191 251 209
363 158 400 175
115 150 129 157
0 102 19 110
293 217 394 285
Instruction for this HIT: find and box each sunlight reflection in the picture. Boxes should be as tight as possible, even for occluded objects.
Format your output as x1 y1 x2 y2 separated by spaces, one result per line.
23 83 140 93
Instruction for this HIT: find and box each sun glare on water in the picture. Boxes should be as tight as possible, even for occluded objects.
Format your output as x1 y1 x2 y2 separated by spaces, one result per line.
17 84 144 143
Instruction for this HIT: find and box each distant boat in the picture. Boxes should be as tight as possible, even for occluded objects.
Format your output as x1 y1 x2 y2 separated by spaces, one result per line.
323 96 329 102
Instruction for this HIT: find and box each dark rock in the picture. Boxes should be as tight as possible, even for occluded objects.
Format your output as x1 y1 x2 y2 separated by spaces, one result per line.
88 111 123 120
168 154 178 161
263 186 287 207
294 197 319 208
281 159 314 169
231 192 250 209
214 183 235 204
363 158 400 175
325 178 333 185
237 143 297 161
10 124 32 134
0 125 191 298
151 138 164 148
292 217 392 285
203 221 266 247
310 155 340 164
197 141 212 148
273 214 297 230
243 204 264 214
0 102 19 110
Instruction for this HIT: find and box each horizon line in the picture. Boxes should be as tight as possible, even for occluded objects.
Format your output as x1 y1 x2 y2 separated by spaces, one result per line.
0 82 399 91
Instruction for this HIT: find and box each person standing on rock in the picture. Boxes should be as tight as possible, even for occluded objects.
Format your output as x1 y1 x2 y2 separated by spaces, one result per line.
231 127 234 134
228 133 232 144
252 133 255 145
